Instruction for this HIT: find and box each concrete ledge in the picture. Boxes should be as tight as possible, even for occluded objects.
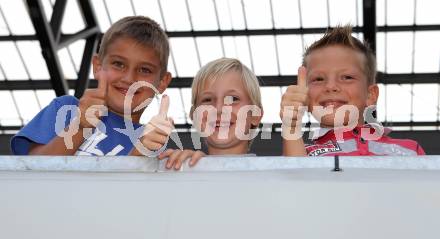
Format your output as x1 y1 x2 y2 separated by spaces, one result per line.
1 156 440 239
1 155 440 172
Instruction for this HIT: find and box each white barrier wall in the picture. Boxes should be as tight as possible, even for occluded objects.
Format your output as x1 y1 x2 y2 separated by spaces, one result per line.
1 156 440 239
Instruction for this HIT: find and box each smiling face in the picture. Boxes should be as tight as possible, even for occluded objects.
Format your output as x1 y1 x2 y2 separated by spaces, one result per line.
305 45 378 127
92 36 171 122
193 70 262 155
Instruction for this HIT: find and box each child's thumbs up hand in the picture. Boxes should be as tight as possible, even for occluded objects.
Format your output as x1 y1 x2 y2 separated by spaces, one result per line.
280 66 308 131
78 75 108 129
139 95 174 153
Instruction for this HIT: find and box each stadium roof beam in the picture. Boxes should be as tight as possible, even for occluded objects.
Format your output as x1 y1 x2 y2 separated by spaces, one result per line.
25 0 100 98
1 72 438 91
26 0 68 96
362 0 376 53
2 24 440 42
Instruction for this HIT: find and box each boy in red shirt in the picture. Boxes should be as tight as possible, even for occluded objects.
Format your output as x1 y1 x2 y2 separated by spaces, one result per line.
281 25 425 156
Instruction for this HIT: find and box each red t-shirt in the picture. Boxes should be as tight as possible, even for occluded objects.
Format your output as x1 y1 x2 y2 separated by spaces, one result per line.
305 125 425 156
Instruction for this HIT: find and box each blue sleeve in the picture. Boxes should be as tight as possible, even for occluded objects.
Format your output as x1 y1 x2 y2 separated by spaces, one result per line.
10 95 79 155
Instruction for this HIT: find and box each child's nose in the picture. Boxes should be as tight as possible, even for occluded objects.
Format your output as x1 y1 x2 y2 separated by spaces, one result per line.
324 78 340 92
216 96 233 113
121 71 135 83
215 101 224 113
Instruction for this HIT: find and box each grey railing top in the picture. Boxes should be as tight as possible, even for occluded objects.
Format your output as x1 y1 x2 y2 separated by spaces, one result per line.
1 155 440 172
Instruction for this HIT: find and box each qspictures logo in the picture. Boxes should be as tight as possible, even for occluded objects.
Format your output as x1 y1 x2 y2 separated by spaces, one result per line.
53 82 384 155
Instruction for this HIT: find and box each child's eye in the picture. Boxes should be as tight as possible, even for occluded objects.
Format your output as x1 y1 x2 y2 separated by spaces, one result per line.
201 97 212 104
342 75 354 80
310 77 324 82
112 61 124 69
223 95 239 105
139 67 152 74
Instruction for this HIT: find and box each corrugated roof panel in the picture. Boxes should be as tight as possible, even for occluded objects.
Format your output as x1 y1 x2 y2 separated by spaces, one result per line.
215 0 245 30
416 0 440 25
376 84 386 122
386 32 413 73
412 84 438 122
16 41 50 79
57 47 78 79
187 0 218 31
328 0 359 26
223 36 253 71
385 0 414 26
414 31 440 73
100 0 134 24
0 1 35 35
0 91 21 126
61 0 85 34
271 0 301 29
132 0 165 27
250 35 278 76
169 37 200 77
196 37 224 66
242 0 272 30
376 0 386 26
35 90 57 109
160 0 191 31
376 32 386 73
181 87 193 123
300 0 328 28
385 84 412 122
12 90 41 124
0 5 9 36
276 35 304 75
90 0 112 31
67 39 86 72
0 42 29 80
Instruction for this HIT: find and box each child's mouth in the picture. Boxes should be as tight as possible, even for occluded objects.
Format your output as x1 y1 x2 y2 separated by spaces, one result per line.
320 100 347 108
209 121 235 130
115 86 140 95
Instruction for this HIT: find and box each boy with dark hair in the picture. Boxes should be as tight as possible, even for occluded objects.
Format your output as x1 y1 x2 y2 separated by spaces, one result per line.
11 16 173 156
281 25 425 156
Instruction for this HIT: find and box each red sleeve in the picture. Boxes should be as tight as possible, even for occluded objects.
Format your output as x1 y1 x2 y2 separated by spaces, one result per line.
416 143 426 155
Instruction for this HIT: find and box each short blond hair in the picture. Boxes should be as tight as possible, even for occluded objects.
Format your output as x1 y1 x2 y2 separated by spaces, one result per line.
97 16 169 75
303 25 377 85
191 58 262 115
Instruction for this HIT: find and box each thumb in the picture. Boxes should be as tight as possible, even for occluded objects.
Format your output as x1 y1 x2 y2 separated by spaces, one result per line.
297 66 307 88
158 94 169 118
97 74 108 96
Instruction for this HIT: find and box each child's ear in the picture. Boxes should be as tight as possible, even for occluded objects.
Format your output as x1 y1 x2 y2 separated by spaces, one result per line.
366 84 379 106
92 55 102 78
157 72 172 94
250 109 264 129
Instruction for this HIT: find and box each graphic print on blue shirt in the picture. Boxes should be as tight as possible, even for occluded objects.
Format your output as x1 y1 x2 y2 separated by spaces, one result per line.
11 95 142 156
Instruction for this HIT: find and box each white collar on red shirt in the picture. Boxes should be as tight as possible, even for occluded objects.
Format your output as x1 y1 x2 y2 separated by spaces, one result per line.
309 123 392 140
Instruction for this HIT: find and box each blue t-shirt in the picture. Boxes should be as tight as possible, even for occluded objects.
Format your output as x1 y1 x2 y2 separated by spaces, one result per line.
11 95 143 156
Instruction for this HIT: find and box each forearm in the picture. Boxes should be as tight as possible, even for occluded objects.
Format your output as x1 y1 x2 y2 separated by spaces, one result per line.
281 125 307 156
282 138 307 156
28 126 85 155
129 146 141 156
